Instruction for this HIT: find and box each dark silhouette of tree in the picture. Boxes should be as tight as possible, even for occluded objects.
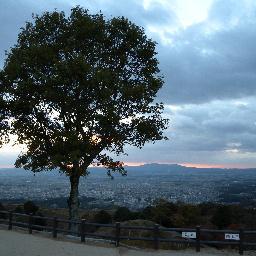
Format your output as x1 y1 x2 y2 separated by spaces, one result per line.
0 72 10 145
211 205 232 229
141 199 178 227
14 205 23 213
23 201 39 215
199 202 215 216
1 7 168 230
0 202 6 219
114 207 133 222
93 210 112 224
0 202 5 211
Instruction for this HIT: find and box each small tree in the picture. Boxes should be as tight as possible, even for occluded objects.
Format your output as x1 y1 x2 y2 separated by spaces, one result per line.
114 206 132 222
93 210 112 224
0 202 6 219
24 201 39 215
1 7 168 229
0 202 5 211
212 205 232 229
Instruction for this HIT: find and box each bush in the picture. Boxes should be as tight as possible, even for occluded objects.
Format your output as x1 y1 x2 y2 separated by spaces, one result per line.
24 201 39 215
142 200 177 227
14 205 24 213
0 202 5 211
0 202 6 219
177 204 201 227
114 207 132 222
212 205 232 229
199 202 216 216
93 210 112 224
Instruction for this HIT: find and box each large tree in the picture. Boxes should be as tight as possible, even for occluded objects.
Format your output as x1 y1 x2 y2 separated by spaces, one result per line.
1 7 168 226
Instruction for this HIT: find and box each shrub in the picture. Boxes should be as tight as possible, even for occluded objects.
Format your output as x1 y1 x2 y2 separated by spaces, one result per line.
93 210 112 224
212 205 232 229
24 201 39 215
114 207 132 222
0 202 6 219
14 205 23 213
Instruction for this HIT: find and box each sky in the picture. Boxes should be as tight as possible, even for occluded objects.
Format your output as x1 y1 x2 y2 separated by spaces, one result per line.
0 0 256 168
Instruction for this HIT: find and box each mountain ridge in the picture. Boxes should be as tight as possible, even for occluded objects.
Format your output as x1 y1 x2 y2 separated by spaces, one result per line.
0 163 255 177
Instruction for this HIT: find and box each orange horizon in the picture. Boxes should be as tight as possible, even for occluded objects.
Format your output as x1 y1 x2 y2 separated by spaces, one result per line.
180 163 227 168
123 162 254 169
0 162 254 169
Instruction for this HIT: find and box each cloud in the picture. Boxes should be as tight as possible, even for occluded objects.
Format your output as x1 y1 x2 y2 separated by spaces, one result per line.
1 0 256 168
121 97 256 167
1 0 256 105
156 0 256 104
0 0 175 67
170 98 256 152
0 0 75 67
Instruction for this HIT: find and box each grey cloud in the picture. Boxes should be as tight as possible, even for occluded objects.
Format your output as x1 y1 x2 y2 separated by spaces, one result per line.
0 0 74 67
0 0 175 67
1 0 256 168
121 97 256 167
169 98 256 152
1 0 256 105
209 0 256 24
86 0 175 27
157 1 256 104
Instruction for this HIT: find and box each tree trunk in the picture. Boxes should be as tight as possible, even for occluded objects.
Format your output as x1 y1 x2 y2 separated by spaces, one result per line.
67 169 80 234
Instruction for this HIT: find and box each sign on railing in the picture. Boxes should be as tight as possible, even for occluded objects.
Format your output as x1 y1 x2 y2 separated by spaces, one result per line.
225 233 240 240
182 231 196 239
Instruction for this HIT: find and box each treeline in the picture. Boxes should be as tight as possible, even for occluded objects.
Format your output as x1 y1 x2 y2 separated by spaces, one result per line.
1 199 256 229
92 199 256 230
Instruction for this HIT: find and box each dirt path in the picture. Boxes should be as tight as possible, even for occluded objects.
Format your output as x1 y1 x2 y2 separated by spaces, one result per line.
0 229 255 256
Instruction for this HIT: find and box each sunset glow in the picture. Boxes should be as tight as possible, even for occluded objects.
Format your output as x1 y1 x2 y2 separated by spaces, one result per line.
180 163 226 169
179 163 254 169
122 162 252 169
123 162 146 167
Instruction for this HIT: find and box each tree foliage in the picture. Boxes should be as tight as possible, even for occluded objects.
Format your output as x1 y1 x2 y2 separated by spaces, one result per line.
114 206 133 221
23 200 39 215
211 205 232 229
2 7 168 176
93 210 112 224
0 72 10 146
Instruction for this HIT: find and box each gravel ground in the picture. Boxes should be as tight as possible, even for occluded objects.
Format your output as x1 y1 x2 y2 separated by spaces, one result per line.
0 229 256 256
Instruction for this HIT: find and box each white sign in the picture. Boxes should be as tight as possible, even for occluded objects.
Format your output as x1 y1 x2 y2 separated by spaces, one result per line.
225 233 240 240
182 232 196 239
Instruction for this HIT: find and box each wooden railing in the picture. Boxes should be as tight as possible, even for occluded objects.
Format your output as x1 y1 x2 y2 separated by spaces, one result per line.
0 210 256 254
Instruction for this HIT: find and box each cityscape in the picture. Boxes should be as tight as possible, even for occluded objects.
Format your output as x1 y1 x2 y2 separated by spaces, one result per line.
1 164 256 210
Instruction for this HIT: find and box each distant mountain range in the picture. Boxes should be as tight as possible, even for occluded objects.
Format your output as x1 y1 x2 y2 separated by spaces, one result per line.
0 163 255 177
1 163 256 208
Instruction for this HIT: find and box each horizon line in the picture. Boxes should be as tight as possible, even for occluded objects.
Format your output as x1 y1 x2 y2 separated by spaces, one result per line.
0 162 255 169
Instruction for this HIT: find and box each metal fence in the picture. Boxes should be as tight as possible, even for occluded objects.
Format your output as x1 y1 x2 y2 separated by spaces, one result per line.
0 210 256 254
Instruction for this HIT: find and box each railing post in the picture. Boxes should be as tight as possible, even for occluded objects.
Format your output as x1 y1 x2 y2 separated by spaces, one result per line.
53 217 58 238
80 219 86 242
8 211 13 230
196 226 201 252
154 224 160 250
28 214 33 234
239 228 244 255
115 222 120 247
